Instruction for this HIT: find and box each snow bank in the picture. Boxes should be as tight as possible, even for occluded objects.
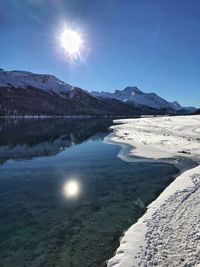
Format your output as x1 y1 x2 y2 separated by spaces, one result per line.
107 115 200 267
110 115 200 161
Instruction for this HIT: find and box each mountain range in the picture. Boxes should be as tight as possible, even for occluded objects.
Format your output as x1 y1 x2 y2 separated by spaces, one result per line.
91 87 196 113
0 69 197 116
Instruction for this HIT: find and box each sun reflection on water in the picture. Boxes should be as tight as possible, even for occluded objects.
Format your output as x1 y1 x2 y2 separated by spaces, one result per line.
63 179 80 198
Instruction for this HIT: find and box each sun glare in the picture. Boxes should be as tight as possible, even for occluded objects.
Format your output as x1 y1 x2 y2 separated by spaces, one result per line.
60 29 82 54
63 180 80 198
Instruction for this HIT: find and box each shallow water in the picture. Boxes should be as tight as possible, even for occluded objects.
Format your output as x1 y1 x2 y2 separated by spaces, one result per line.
0 118 179 267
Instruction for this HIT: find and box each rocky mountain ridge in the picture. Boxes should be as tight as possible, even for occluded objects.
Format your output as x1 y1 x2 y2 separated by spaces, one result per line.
91 86 196 113
0 69 197 116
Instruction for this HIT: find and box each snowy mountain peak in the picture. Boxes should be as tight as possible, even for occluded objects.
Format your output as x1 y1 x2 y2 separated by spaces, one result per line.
0 68 196 114
91 87 186 111
169 101 182 110
120 86 142 94
0 69 73 94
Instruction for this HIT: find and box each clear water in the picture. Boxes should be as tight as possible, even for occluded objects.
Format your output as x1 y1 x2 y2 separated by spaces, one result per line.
0 118 179 267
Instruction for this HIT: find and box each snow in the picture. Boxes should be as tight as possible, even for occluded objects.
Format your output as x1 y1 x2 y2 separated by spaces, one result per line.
0 69 72 94
110 115 200 161
92 87 184 110
0 69 197 112
170 101 182 110
126 91 174 110
107 115 200 267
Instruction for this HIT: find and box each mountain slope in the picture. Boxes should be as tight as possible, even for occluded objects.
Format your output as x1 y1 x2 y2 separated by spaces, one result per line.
0 68 72 93
0 69 142 116
0 86 141 116
0 69 196 116
91 86 196 113
193 108 200 115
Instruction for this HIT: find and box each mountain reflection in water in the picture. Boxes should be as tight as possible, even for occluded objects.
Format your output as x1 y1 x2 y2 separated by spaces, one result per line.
0 118 112 164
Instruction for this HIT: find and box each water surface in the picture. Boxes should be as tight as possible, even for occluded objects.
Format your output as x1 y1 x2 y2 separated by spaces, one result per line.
0 118 179 267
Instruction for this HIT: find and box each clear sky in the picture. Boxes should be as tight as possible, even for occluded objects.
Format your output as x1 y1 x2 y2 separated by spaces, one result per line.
0 0 200 107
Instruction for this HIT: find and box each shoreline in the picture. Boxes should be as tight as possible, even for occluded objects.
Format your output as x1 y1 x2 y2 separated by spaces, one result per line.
105 115 200 267
104 132 197 172
0 115 141 119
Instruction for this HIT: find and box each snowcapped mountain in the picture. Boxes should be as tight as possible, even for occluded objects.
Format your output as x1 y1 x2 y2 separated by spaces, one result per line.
0 69 196 116
0 69 141 116
168 101 182 110
91 86 196 112
0 68 72 93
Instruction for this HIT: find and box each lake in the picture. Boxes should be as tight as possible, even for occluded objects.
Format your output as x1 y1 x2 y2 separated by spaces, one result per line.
0 118 179 267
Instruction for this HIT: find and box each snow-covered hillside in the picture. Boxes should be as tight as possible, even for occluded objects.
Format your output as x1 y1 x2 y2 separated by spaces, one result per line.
0 69 73 94
92 87 195 112
0 68 197 115
0 69 140 116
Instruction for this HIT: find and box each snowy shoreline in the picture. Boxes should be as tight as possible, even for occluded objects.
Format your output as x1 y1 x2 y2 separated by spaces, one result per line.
105 115 200 267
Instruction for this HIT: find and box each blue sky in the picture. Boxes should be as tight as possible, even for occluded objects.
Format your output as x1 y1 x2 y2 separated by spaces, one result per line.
0 0 200 107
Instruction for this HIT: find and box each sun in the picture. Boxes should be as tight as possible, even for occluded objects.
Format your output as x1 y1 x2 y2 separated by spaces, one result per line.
60 29 82 54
